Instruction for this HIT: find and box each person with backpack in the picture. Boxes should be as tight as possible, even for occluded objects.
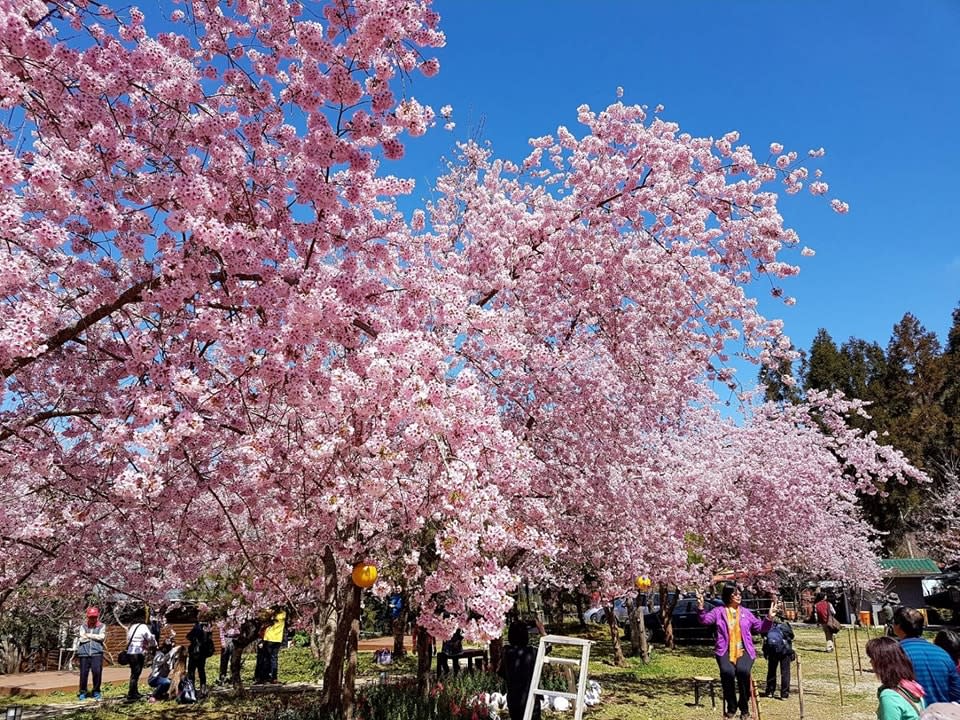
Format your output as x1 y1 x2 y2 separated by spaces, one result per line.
762 616 795 700
187 615 215 697
814 592 838 652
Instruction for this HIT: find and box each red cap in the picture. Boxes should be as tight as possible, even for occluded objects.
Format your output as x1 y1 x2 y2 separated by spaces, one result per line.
86 607 100 618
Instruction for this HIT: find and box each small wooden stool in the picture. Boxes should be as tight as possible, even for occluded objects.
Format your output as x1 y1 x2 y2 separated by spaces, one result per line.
692 676 717 708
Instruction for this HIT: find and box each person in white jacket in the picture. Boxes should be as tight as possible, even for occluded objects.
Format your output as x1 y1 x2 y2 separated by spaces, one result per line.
124 618 156 700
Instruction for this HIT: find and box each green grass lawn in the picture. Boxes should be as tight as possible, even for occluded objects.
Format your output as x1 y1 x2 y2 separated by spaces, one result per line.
2 625 888 719
580 624 879 720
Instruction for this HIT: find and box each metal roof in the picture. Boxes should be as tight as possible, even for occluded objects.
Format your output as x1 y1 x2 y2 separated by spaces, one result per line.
879 558 941 577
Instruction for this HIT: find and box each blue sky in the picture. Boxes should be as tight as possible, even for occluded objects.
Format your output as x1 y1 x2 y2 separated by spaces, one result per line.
396 1 960 358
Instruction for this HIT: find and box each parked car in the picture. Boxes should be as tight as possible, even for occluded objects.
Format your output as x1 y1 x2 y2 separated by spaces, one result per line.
583 596 664 626
644 596 724 644
582 598 629 625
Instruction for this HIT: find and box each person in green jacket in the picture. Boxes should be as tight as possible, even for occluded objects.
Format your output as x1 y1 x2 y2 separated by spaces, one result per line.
866 636 927 720
76 607 106 700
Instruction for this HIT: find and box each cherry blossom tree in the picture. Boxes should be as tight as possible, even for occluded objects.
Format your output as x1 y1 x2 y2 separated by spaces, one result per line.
0 0 924 706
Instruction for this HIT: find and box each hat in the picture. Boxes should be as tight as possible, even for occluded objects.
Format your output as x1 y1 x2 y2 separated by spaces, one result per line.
86 607 100 618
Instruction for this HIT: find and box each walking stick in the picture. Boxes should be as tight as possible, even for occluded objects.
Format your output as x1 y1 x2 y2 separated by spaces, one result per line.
846 629 857 685
833 632 844 706
750 674 762 720
852 623 864 676
796 653 805 720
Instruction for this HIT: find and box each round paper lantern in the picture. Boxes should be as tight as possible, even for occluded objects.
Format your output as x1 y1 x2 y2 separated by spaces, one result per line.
635 575 651 590
352 562 378 588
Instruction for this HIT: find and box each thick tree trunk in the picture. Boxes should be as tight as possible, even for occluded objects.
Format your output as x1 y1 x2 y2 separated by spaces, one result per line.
415 624 433 697
627 596 641 656
627 592 651 661
231 618 261 687
489 636 503 673
321 578 360 711
575 593 586 629
343 586 362 720
659 584 678 650
636 602 650 662
605 605 625 666
542 587 565 627
315 547 342 669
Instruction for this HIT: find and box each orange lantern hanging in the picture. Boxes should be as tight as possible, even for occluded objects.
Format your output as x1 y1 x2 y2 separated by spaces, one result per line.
635 576 652 591
352 562 378 588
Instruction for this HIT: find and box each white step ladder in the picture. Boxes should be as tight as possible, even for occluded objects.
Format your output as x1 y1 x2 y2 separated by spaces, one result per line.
523 634 595 720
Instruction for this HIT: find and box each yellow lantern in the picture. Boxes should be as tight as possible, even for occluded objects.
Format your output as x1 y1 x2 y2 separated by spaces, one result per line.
352 562 378 588
635 576 652 591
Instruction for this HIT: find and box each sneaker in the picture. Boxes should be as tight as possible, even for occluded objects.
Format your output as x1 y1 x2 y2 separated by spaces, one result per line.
92 692 102 700
780 694 790 700
77 693 87 701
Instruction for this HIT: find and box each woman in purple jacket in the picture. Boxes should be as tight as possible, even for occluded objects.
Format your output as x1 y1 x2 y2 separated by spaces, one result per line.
698 585 777 720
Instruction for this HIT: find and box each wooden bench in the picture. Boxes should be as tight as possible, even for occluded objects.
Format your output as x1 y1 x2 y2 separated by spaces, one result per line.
692 676 716 708
437 648 488 677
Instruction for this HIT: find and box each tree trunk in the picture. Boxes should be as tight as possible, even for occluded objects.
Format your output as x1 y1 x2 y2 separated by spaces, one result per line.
627 594 649 661
575 593 586 629
343 586 362 720
636 601 650 662
415 624 433 697
542 587 565 627
659 584 678 650
321 578 360 711
315 547 341 669
628 597 640 656
605 605 625 666
489 636 503 673
231 618 261 687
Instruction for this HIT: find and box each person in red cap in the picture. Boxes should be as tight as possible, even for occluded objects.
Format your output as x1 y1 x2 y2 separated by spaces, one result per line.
76 607 106 700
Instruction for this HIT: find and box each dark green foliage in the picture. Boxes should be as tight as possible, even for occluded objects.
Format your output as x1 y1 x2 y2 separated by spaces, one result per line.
767 304 960 558
941 305 960 446
804 329 846 392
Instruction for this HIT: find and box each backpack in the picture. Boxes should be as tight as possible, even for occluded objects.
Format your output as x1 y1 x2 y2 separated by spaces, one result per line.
764 622 793 656
202 629 215 658
177 677 197 704
815 600 832 624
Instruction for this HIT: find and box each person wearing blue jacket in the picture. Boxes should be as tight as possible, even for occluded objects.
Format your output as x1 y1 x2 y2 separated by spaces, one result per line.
893 606 960 704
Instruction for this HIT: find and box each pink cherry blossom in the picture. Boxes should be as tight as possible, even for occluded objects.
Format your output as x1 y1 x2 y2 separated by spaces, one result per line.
0 0 920 704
